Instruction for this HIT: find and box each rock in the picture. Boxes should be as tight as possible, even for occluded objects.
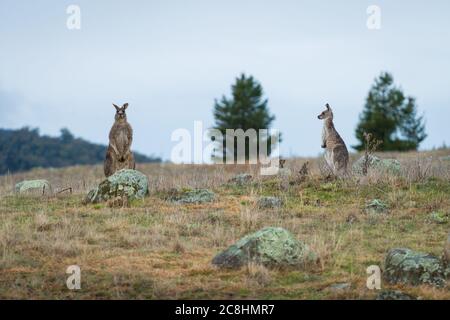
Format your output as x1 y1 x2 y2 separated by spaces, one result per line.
15 179 52 195
383 248 446 287
172 188 215 204
353 155 401 175
85 169 148 204
439 155 450 162
365 199 388 215
376 290 416 300
327 282 351 292
212 227 317 269
257 196 283 209
428 211 448 224
229 173 252 185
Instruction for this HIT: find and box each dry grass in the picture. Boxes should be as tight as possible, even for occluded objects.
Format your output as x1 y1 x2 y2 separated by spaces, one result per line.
0 150 449 299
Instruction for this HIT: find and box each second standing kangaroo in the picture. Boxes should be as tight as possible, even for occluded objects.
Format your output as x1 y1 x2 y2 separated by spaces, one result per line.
317 103 349 176
104 103 135 177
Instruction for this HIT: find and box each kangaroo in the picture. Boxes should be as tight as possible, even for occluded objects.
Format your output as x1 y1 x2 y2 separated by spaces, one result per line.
104 103 135 177
317 103 349 176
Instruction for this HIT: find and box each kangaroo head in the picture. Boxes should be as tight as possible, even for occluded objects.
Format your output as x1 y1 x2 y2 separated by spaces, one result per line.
113 103 128 121
317 103 333 120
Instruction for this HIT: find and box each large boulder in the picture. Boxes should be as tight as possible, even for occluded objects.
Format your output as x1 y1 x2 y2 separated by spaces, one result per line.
212 227 317 269
85 169 148 204
353 155 401 175
171 188 215 204
383 248 446 287
15 179 52 195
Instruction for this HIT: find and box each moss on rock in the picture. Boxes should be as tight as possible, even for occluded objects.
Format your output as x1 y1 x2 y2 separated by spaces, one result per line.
212 227 317 269
383 248 446 287
85 169 148 204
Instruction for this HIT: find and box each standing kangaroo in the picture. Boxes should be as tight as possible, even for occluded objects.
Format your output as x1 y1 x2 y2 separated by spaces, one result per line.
104 103 135 177
318 103 349 176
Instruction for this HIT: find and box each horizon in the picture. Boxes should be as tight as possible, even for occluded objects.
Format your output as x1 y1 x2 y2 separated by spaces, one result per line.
1 0 449 161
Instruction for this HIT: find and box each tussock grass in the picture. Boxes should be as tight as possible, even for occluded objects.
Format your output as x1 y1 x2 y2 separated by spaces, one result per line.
0 150 449 299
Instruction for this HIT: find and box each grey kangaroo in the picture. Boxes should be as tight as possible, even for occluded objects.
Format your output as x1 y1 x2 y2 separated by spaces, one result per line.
104 103 135 177
317 103 349 176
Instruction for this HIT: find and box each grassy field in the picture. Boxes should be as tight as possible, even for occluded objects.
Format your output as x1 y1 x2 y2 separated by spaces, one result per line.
0 150 449 299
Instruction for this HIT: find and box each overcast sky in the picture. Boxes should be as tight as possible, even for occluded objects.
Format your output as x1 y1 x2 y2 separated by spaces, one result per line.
1 0 449 160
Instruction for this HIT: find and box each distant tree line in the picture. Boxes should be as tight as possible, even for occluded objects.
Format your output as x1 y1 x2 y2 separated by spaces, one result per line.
0 127 161 174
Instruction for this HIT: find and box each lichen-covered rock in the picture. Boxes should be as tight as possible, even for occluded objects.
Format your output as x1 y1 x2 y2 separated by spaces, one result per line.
212 227 317 269
15 179 52 195
353 155 401 175
376 290 415 300
365 199 388 215
428 211 448 224
172 188 215 204
229 173 252 185
383 248 446 287
85 169 148 204
257 196 283 209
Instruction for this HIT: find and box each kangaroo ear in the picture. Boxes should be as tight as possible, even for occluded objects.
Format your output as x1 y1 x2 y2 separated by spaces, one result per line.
113 103 120 111
325 103 331 110
123 103 129 110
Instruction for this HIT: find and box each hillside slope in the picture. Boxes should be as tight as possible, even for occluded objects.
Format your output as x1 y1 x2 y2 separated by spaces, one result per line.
0 150 449 299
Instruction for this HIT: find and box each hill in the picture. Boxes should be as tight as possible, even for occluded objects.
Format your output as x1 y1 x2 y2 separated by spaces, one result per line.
0 150 449 299
0 127 161 174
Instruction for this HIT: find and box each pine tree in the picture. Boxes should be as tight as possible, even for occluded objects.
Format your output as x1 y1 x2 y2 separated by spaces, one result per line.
212 74 278 163
354 72 426 151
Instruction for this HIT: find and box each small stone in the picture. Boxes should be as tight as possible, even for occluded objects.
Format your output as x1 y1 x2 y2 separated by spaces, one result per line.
15 179 52 195
212 227 317 269
376 290 415 300
257 196 283 209
328 282 351 292
172 188 215 204
365 199 389 215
